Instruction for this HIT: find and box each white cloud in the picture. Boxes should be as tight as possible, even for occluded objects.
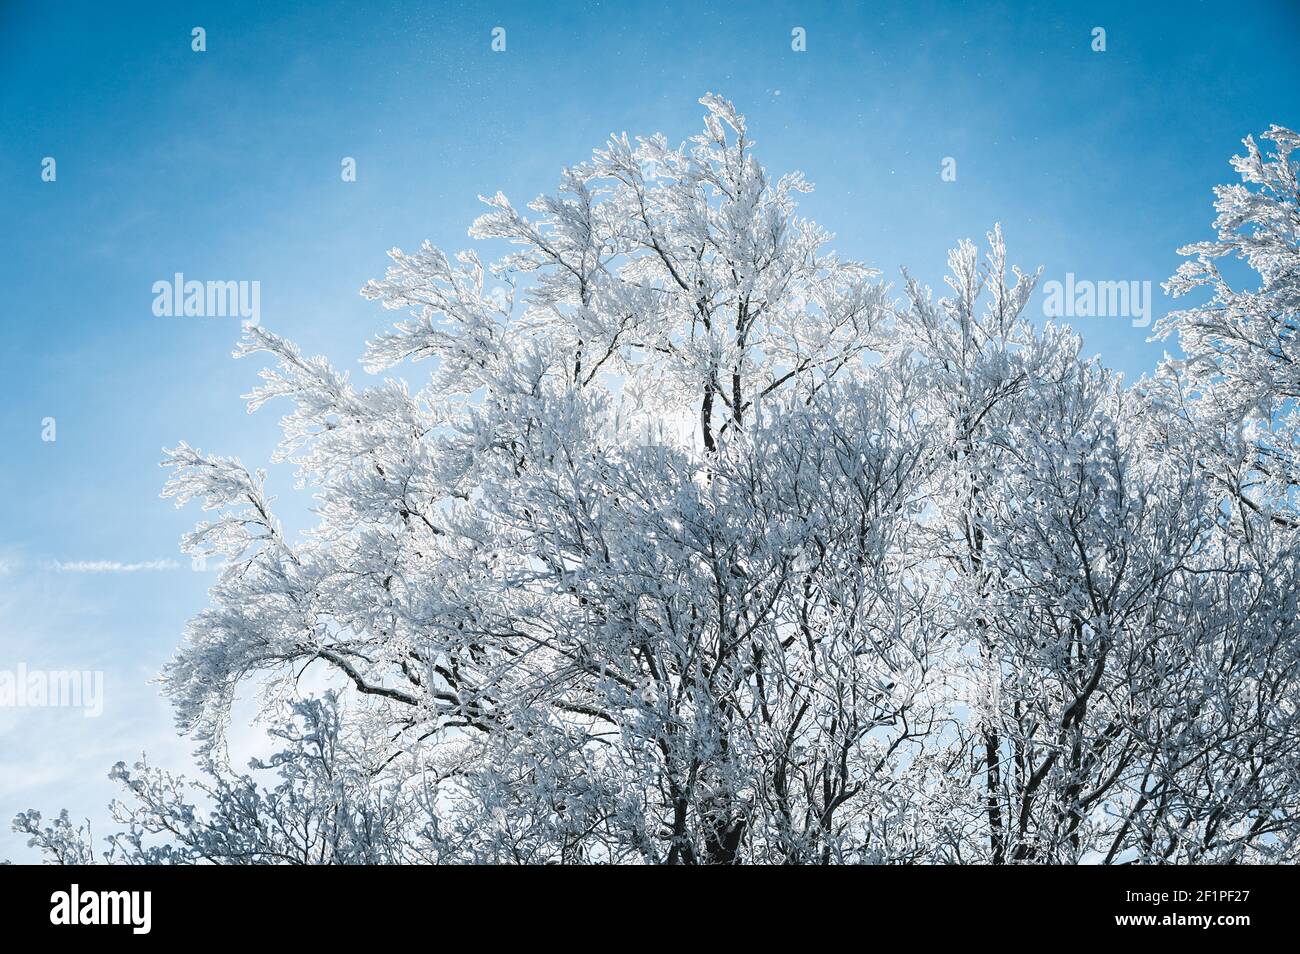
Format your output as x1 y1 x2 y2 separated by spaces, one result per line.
48 559 179 573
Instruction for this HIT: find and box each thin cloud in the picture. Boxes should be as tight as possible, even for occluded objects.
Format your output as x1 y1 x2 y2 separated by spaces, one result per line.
48 559 180 573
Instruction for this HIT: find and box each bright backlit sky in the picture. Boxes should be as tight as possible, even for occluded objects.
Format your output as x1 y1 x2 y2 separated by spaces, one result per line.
1 0 1297 860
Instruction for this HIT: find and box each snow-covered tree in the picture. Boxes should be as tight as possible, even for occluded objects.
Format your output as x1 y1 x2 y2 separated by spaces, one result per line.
16 693 429 864
14 101 1300 864
1154 125 1300 527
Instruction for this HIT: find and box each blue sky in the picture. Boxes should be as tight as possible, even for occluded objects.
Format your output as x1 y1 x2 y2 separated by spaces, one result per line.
1 0 1297 860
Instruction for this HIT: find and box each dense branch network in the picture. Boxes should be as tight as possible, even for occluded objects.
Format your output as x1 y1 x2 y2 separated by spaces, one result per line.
15 100 1300 864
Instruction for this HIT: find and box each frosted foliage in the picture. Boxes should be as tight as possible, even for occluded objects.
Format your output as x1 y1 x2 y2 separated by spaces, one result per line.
17 100 1300 864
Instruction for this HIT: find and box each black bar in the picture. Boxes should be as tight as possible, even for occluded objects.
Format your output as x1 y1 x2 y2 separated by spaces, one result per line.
0 864 1277 940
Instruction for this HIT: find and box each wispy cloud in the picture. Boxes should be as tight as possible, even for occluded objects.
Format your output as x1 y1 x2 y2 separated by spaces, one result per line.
48 559 180 573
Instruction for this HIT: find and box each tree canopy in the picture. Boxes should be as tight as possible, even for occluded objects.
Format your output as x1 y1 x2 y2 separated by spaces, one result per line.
16 99 1300 864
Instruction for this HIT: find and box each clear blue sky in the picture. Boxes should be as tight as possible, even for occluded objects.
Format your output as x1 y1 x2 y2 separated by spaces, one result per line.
1 0 1297 860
